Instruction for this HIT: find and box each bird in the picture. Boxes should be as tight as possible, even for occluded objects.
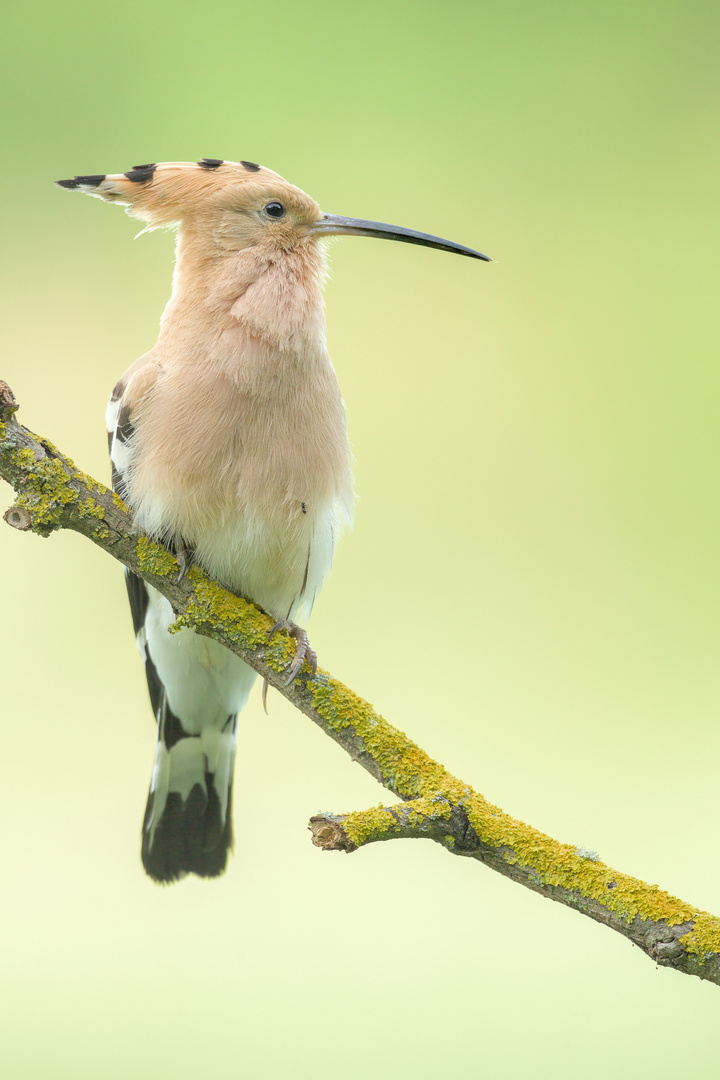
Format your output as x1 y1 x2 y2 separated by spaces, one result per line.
56 158 490 883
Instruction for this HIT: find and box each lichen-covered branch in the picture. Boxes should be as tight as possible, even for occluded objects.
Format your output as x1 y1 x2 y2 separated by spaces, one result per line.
2 379 719 986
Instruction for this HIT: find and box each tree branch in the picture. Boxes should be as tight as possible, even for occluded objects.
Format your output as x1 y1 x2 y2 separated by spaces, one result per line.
2 379 719 986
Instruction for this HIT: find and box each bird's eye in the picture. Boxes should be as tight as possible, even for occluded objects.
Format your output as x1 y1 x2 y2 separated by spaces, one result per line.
264 202 285 218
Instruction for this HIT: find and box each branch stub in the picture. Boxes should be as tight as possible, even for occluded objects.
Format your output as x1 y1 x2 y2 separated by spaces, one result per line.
309 816 357 853
3 506 32 531
0 381 19 419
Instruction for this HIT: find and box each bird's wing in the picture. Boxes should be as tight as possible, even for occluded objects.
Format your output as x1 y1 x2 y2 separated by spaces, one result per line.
105 365 255 882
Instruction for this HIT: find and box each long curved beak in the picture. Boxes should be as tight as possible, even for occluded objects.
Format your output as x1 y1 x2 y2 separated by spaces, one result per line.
310 214 491 261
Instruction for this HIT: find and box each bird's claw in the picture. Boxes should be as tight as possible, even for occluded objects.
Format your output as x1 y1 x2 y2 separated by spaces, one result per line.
175 540 194 582
269 620 318 685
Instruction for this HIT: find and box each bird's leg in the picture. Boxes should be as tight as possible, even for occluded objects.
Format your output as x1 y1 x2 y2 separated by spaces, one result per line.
174 538 194 582
268 620 318 685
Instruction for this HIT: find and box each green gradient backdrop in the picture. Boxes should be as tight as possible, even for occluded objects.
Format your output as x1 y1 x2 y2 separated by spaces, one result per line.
2 2 719 1076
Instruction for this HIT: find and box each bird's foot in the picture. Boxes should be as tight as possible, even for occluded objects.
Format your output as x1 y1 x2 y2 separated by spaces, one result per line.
174 540 194 582
269 620 318 685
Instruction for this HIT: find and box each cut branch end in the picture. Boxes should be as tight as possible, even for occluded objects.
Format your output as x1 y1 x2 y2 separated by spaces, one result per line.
0 381 19 419
4 506 32 531
309 816 357 852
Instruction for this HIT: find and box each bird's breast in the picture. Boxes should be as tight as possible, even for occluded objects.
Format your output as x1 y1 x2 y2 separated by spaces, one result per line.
120 339 353 619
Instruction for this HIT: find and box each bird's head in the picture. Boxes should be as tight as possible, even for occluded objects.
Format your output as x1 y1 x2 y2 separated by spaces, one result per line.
56 160 324 259
56 158 490 263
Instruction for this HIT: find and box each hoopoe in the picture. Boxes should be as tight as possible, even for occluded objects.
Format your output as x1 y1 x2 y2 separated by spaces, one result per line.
57 159 489 883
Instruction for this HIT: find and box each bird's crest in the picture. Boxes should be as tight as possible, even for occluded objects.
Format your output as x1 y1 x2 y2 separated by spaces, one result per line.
55 159 318 228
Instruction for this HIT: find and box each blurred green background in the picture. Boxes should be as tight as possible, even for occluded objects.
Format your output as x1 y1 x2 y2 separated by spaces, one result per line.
2 0 720 1076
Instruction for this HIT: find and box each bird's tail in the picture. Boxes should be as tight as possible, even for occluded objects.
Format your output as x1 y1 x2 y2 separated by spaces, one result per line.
141 706 238 884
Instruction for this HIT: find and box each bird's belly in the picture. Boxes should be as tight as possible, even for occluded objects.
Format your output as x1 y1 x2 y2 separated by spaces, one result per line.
187 501 342 621
129 456 345 621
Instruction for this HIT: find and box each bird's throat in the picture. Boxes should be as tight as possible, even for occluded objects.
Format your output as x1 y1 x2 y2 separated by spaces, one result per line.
160 234 328 355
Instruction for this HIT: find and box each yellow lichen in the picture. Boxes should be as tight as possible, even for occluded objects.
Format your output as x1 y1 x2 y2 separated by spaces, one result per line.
680 913 720 959
342 806 399 846
135 535 177 578
81 497 106 521
340 795 453 847
172 570 297 671
14 455 82 532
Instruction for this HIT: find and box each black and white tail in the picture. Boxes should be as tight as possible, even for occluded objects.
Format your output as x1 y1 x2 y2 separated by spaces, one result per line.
140 665 237 883
125 569 256 883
